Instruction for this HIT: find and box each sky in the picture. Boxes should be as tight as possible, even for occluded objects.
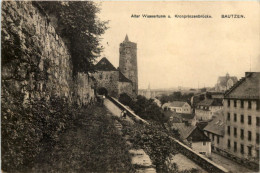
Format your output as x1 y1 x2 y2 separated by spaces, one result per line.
97 1 260 90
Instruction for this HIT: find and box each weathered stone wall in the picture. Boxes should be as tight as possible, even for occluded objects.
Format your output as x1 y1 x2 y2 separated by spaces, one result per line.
1 1 94 105
118 82 133 98
92 71 119 97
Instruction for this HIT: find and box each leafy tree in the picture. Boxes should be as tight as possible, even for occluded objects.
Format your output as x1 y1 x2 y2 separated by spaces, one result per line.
38 1 108 75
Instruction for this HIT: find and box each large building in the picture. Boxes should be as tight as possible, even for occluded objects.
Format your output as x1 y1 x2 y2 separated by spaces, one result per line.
223 72 260 163
195 99 223 121
215 73 238 92
119 35 138 96
92 35 138 98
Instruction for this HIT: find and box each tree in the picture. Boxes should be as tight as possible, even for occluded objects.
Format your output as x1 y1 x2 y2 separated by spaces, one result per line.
38 1 108 75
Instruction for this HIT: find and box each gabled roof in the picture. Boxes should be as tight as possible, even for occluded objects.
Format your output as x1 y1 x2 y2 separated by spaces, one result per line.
204 110 225 136
172 123 210 142
95 57 117 71
119 71 132 83
163 101 188 108
224 72 260 99
197 99 223 107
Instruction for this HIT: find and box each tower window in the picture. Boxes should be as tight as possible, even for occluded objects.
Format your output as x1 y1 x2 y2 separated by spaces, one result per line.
240 144 244 154
234 142 237 152
248 101 252 109
241 129 244 139
234 100 237 107
241 114 244 123
248 131 252 141
241 100 244 108
248 115 252 125
234 113 237 122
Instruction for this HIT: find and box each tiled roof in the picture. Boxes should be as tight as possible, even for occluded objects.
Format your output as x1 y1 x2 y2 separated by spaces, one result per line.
119 71 132 83
225 72 260 99
204 110 225 136
172 123 210 142
197 99 223 107
95 57 117 71
163 101 187 108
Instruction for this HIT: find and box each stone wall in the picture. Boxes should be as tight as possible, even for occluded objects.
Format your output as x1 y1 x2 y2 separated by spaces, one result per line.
118 82 133 98
1 1 94 106
92 71 119 97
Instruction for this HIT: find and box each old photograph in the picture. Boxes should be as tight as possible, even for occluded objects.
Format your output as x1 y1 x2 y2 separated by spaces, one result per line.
1 1 260 172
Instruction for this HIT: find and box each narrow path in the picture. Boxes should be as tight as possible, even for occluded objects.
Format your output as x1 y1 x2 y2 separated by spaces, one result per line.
211 152 253 173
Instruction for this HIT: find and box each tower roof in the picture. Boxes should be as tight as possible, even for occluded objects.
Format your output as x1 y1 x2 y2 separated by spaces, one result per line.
124 34 129 42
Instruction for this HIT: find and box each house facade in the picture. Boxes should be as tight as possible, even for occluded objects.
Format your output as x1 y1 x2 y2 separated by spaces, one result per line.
162 101 192 114
204 110 225 152
172 123 211 156
195 99 223 121
223 72 260 163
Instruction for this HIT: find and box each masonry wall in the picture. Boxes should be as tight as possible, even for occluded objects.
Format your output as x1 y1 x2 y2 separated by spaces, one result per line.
118 82 133 98
92 71 119 97
1 1 94 106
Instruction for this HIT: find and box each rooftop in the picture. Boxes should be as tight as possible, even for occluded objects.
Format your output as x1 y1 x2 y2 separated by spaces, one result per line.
225 72 260 99
95 57 117 71
172 123 210 142
204 110 225 136
197 99 223 107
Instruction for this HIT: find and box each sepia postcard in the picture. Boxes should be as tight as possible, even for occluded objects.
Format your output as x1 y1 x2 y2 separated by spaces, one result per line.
1 1 260 172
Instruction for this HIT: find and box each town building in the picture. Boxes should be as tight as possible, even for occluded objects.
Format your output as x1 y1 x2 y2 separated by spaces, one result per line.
215 73 238 92
165 110 196 126
223 72 260 163
171 123 211 156
92 35 138 98
162 101 192 114
195 99 223 121
204 110 225 152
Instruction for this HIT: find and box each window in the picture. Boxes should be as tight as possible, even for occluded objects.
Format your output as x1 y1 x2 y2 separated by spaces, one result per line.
257 150 259 159
248 146 252 156
257 101 260 110
257 117 260 126
234 113 237 122
256 133 259 144
228 139 231 148
234 100 237 107
241 114 244 123
241 100 244 108
248 101 252 109
241 144 244 154
212 134 215 141
248 131 252 141
227 113 230 121
228 99 230 107
227 126 230 135
241 129 244 139
234 127 237 137
203 142 206 146
248 115 252 125
234 142 237 152
217 136 220 144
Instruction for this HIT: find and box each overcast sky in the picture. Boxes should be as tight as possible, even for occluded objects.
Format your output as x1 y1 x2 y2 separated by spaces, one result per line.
97 1 260 90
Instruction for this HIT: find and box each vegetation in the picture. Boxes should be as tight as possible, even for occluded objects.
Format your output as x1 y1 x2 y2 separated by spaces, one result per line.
159 91 194 105
119 93 168 123
38 1 108 75
1 90 133 172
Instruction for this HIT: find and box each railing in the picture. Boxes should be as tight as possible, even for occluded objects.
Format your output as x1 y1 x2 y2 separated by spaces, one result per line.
106 95 149 125
106 95 229 173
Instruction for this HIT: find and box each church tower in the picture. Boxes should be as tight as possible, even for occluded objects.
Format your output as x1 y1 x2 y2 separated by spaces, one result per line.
119 35 138 96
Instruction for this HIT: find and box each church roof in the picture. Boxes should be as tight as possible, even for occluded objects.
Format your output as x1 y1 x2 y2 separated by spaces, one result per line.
217 74 238 87
224 72 260 99
95 57 117 71
119 71 132 83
